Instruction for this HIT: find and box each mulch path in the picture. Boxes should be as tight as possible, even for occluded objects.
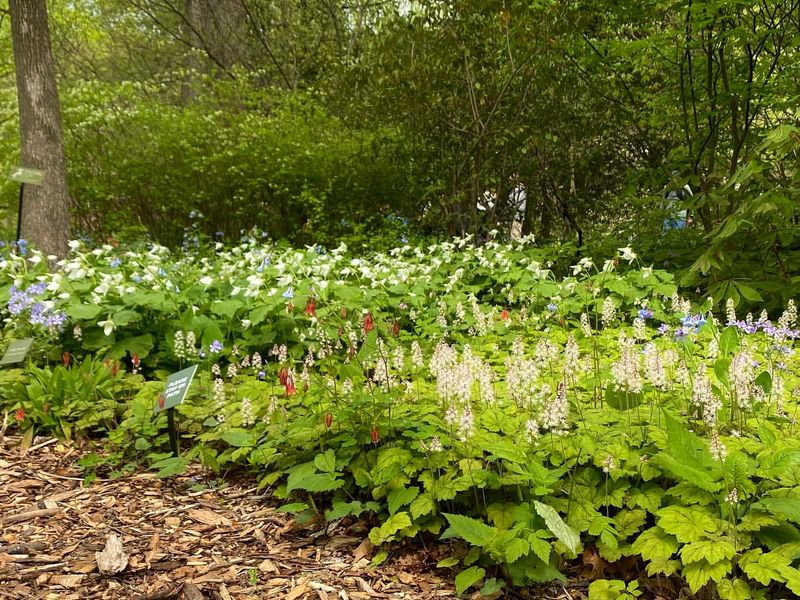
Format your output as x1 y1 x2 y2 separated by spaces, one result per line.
0 431 586 600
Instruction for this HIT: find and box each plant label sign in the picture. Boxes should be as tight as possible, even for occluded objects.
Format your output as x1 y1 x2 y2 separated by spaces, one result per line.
8 166 44 186
154 365 198 413
0 338 33 366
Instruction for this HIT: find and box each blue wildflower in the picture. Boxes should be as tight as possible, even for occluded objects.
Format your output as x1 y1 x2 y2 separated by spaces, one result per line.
110 257 122 268
209 340 224 354
638 308 654 319
282 287 294 299
27 282 46 295
658 323 670 335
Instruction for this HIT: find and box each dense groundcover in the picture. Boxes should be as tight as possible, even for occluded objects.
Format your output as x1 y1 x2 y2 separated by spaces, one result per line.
2 235 800 599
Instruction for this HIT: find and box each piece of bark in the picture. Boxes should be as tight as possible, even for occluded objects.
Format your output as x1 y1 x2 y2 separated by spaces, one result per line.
182 582 206 600
132 586 182 600
0 541 48 554
1 507 60 525
95 533 128 574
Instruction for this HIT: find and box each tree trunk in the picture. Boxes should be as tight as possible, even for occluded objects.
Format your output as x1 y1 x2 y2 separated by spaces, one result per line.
9 0 70 259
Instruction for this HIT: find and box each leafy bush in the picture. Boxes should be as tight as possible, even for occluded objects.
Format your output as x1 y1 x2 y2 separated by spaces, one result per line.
61 77 424 249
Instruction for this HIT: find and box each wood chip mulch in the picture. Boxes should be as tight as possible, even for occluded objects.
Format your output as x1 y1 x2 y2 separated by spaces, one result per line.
0 431 590 600
0 432 469 600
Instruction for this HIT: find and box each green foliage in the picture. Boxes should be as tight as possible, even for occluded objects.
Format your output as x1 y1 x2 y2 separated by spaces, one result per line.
2 237 800 598
60 80 423 250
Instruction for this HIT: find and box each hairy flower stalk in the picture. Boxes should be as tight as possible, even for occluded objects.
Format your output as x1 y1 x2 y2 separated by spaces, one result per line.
580 312 592 337
729 351 755 411
240 397 254 426
692 369 721 427
563 334 581 380
601 297 616 328
540 382 568 433
611 333 643 394
505 337 540 407
643 343 669 391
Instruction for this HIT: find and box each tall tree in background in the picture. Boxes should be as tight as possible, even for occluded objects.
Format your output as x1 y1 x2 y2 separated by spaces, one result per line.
9 0 69 258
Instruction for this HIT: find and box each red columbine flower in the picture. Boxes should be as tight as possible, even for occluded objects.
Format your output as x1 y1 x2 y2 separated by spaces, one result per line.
132 353 140 369
363 313 374 333
324 412 333 428
278 367 289 386
392 320 400 337
284 374 296 397
15 408 25 422
305 297 316 317
501 309 510 321
286 302 294 313
62 351 70 367
370 424 380 444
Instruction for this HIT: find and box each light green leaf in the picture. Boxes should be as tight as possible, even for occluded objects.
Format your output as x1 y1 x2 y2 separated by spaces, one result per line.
588 579 626 600
313 449 336 473
716 578 754 600
211 299 244 319
534 501 581 554
388 486 419 515
410 493 435 519
437 557 459 568
739 549 789 585
66 303 103 320
656 506 717 543
479 578 504 596
502 537 530 563
631 526 679 562
718 327 739 357
455 566 485 595
443 513 496 547
626 483 663 513
683 559 731 593
369 512 412 545
528 534 551 563
680 539 736 564
487 502 517 530
753 496 800 524
152 456 187 478
221 428 256 448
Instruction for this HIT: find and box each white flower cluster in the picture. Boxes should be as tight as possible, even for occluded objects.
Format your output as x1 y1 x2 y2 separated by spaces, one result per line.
174 331 198 359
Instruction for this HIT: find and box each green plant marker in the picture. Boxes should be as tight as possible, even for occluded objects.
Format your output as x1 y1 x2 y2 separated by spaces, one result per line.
7 166 44 185
0 338 33 366
154 365 198 456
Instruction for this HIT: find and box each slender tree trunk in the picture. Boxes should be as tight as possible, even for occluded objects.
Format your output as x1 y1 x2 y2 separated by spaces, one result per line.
9 0 70 259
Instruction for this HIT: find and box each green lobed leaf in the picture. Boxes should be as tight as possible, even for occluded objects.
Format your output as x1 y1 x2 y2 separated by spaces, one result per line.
368 512 412 546
682 559 731 593
656 506 717 543
630 526 679 562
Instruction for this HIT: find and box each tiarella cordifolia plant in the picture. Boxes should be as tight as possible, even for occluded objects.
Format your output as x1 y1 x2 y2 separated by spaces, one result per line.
3 238 800 598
